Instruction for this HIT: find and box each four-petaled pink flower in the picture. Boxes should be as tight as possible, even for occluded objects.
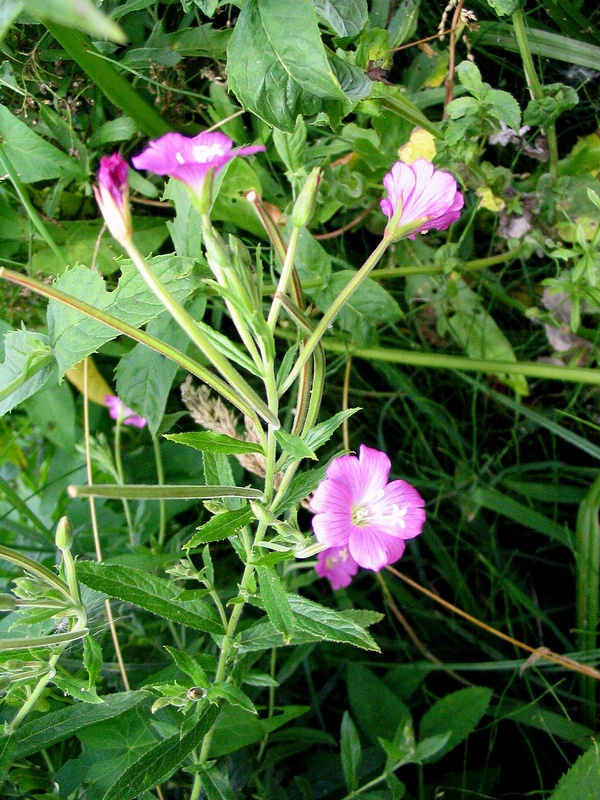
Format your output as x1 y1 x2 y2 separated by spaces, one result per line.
94 153 132 243
131 131 265 201
104 395 147 429
381 159 464 240
310 445 425 573
315 546 359 590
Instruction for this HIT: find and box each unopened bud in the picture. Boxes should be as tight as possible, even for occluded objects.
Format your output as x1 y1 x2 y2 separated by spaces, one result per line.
0 675 11 692
292 168 321 228
4 659 24 671
55 516 74 551
0 594 16 611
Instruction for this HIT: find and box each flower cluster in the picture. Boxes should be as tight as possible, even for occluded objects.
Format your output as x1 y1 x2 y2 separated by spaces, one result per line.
311 446 425 587
381 159 464 240
104 395 147 429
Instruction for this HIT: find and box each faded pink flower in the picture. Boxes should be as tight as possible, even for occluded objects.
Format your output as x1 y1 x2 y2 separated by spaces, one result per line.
104 395 147 429
94 153 132 242
381 159 464 240
131 131 265 199
315 546 359 590
310 446 425 573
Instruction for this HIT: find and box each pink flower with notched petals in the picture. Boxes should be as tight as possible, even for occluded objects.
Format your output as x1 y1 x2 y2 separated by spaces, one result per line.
104 395 147 429
131 131 265 198
315 546 359 590
381 159 464 240
310 446 425 573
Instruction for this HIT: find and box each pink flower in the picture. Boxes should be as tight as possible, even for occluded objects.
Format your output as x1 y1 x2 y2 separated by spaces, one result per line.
380 159 464 240
310 446 425 572
315 546 359 590
104 395 147 429
94 153 132 242
131 131 265 199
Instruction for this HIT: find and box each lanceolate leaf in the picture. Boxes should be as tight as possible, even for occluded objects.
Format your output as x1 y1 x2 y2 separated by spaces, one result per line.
256 566 295 642
227 0 346 132
76 562 224 635
164 431 264 456
102 704 219 800
47 256 199 375
185 506 254 549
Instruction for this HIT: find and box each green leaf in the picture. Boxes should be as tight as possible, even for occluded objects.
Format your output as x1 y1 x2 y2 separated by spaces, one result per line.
347 664 411 744
25 0 125 43
164 431 264 456
487 89 521 131
0 735 15 784
14 692 148 759
310 0 367 36
0 104 85 183
302 408 361 452
0 1 23 46
241 595 380 651
185 507 254 549
211 682 257 714
47 256 199 375
0 330 55 415
83 632 103 689
388 0 419 49
227 0 346 132
549 744 600 800
22 380 76 451
164 646 208 686
340 712 361 793
195 764 237 800
116 310 193 437
273 115 307 177
209 704 308 757
455 61 487 100
275 429 317 461
485 0 521 15
418 686 492 762
256 567 295 642
102 704 219 800
414 732 451 762
76 562 224 635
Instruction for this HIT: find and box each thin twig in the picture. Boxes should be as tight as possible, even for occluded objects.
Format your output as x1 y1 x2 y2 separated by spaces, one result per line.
392 26 459 52
314 200 379 241
443 0 466 117
386 565 600 681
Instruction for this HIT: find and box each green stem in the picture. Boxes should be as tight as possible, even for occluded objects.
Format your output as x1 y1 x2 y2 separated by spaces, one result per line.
68 484 265 500
0 351 55 404
0 148 64 263
113 415 136 548
0 545 71 602
276 335 600 387
0 267 266 432
280 237 392 394
267 225 302 332
0 628 89 652
153 436 167 548
122 238 278 429
511 8 558 177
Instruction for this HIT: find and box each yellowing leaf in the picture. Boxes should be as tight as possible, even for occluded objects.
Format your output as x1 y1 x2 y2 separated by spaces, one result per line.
398 128 437 164
477 187 505 212
65 357 113 406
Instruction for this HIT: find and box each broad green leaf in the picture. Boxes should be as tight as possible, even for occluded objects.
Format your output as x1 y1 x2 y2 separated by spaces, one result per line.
102 704 219 800
486 0 521 15
273 115 307 177
0 1 23 45
227 0 346 132
26 0 125 43
76 562 223 635
487 89 522 131
275 429 317 461
22 380 76 450
388 0 420 49
164 646 208 686
0 104 85 183
549 745 600 800
14 692 148 758
347 664 411 744
418 687 492 762
256 566 295 642
455 61 487 100
0 330 55 415
414 732 452 762
209 704 308 757
195 764 237 800
164 431 264 456
310 0 367 36
185 506 254 549
340 712 361 793
47 255 199 375
116 310 192 437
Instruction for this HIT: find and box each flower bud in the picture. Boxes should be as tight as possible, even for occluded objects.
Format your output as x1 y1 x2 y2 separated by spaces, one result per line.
94 153 132 244
0 594 16 611
55 516 74 551
292 168 321 228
